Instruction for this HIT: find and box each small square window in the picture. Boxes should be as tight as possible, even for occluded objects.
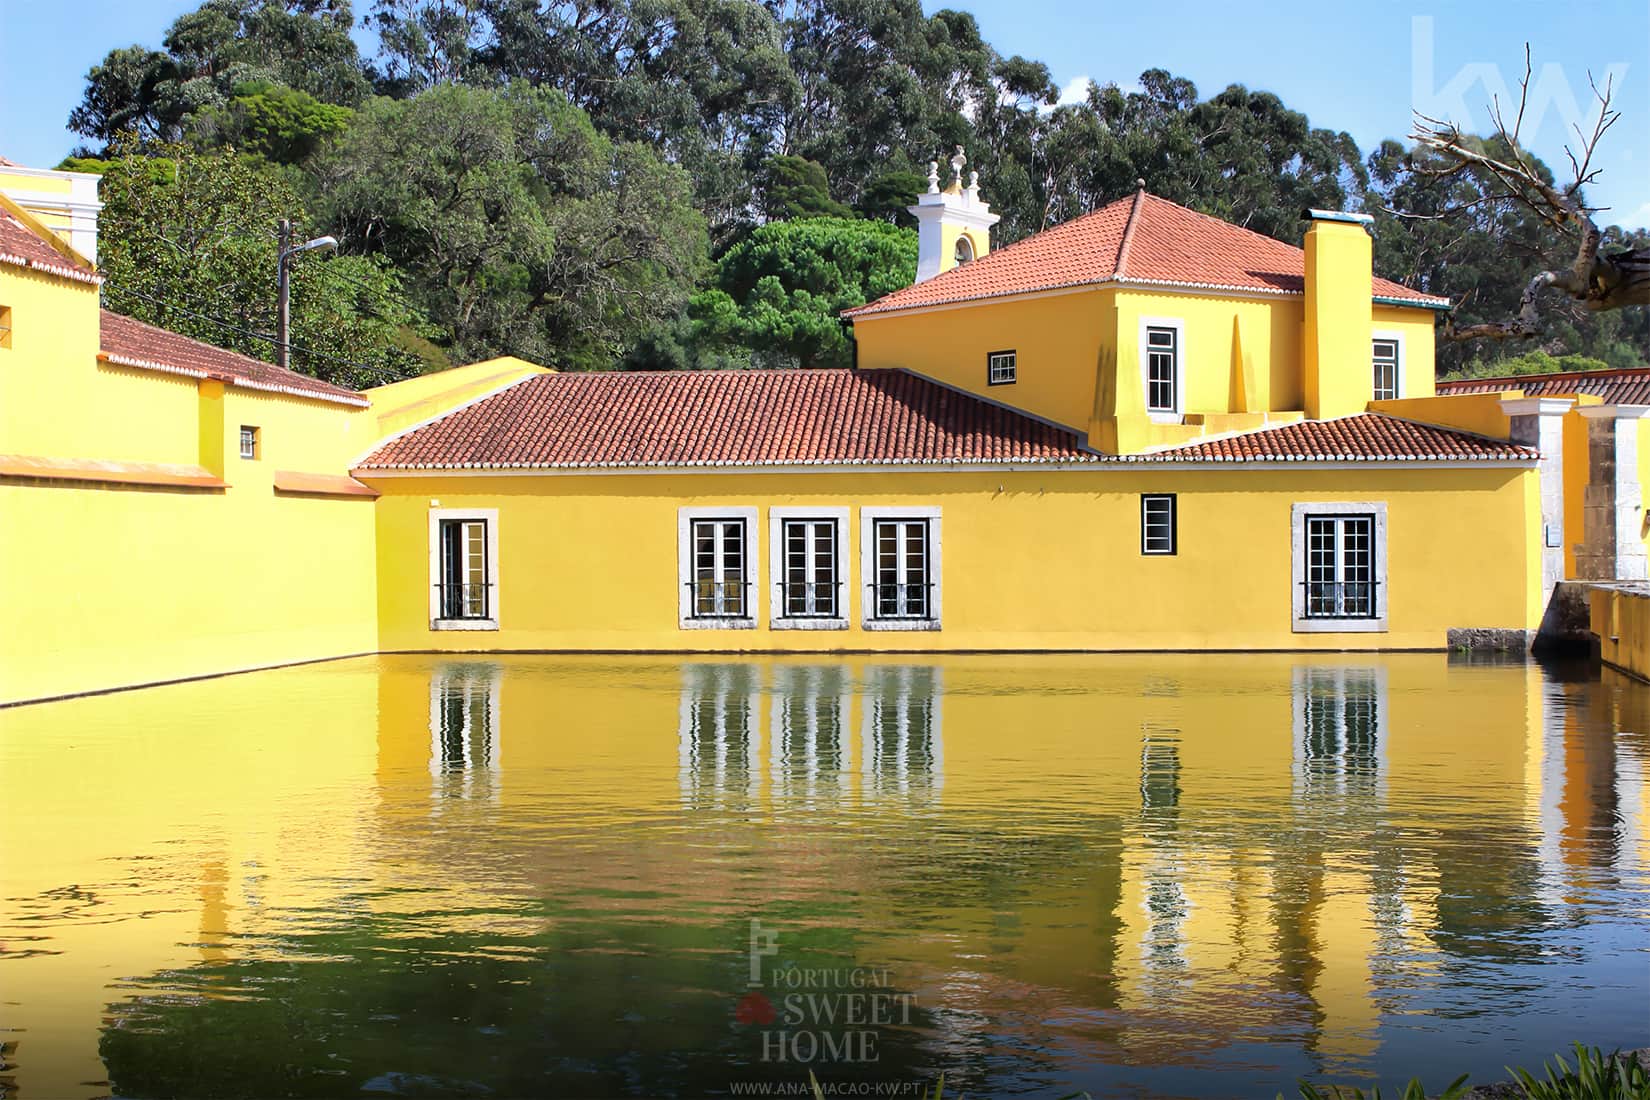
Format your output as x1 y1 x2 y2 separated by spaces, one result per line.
1141 494 1176 555
0 305 12 349
239 426 259 460
987 350 1016 385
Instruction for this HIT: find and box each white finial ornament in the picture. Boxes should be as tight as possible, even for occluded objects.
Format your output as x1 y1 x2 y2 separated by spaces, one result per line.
926 160 940 194
950 145 967 186
966 170 980 199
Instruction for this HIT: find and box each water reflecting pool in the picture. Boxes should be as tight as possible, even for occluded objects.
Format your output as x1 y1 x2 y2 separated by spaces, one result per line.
2 654 1647 1098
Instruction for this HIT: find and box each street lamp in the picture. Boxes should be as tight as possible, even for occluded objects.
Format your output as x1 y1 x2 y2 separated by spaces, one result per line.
276 218 338 371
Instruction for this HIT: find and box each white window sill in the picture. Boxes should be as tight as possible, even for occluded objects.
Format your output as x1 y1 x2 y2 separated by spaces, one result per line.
1147 411 1182 424
864 618 942 632
771 617 850 631
432 618 499 632
680 617 757 631
1291 618 1388 634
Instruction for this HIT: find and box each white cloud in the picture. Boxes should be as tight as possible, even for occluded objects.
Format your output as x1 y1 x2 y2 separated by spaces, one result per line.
1625 201 1650 230
1055 76 1093 108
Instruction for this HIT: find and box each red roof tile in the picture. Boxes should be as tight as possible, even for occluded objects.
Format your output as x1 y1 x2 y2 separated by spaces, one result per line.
1437 368 1650 407
355 371 1531 471
844 191 1448 317
1123 414 1535 463
0 202 99 285
358 369 1096 469
98 310 368 407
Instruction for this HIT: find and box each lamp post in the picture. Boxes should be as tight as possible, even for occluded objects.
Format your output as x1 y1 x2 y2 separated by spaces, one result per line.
276 219 338 371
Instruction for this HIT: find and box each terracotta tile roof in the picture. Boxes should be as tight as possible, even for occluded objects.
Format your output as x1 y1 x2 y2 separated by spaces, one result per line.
98 310 368 407
357 368 1096 469
844 191 1448 317
0 202 99 285
1120 414 1536 463
1437 368 1650 407
355 370 1531 471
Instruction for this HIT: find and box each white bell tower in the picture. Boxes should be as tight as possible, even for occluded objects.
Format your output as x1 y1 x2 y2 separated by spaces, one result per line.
907 147 1000 284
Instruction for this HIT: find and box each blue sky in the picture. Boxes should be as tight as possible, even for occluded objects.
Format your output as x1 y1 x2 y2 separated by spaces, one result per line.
3 0 1647 227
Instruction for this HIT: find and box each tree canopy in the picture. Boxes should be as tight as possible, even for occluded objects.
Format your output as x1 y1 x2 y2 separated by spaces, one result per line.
60 0 1647 384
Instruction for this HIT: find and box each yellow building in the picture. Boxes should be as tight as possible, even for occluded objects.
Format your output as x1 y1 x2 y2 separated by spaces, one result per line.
1 156 1642 706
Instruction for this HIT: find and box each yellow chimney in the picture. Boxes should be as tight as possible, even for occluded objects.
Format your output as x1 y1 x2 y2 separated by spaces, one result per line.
1301 209 1374 421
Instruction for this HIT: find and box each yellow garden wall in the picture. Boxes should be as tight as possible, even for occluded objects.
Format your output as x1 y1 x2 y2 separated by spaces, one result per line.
368 465 1540 654
1590 585 1650 682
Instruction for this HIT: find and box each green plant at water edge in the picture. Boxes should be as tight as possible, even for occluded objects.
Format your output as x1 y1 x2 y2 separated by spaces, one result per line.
1289 1073 1468 1099
1511 1045 1650 1100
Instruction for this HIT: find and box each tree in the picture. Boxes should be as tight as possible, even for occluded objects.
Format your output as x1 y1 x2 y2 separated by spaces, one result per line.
87 141 431 386
1409 48 1649 341
686 216 915 369
314 83 708 369
760 155 850 221
194 81 355 163
69 0 368 147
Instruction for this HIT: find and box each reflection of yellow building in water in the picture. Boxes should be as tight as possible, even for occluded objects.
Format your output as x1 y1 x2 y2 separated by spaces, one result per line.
3 153 1647 707
2 654 1646 1096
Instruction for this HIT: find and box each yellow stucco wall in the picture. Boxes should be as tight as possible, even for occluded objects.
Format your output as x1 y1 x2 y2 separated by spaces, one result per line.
852 282 1443 456
852 288 1105 433
0 264 384 705
1590 586 1650 682
368 465 1540 654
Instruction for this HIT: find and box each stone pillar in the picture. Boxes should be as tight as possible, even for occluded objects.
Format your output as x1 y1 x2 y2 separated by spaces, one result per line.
1577 404 1649 581
1502 397 1575 612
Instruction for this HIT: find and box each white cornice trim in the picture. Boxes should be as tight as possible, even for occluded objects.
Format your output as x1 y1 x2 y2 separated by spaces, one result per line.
1577 403 1650 420
1499 397 1577 416
846 276 1447 320
353 456 1536 479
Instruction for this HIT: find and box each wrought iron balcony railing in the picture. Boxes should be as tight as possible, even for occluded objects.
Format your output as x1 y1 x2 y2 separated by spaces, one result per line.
1301 580 1378 620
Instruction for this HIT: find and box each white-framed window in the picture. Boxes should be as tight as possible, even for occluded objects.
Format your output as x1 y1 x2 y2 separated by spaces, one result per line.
678 506 757 629
1141 494 1177 555
987 349 1017 386
1371 333 1403 401
860 506 941 630
769 506 849 630
239 425 259 460
0 304 12 349
428 508 499 630
1291 502 1387 633
1139 317 1185 419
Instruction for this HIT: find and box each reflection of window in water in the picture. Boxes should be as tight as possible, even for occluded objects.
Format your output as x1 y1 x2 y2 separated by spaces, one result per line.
1140 731 1182 811
679 664 762 808
861 666 943 798
429 663 502 802
1138 725 1188 971
1292 667 1386 796
770 666 851 801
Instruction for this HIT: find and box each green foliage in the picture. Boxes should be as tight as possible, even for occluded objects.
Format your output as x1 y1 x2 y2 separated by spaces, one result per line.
1511 1045 1650 1100
314 83 708 369
1453 350 1614 381
1291 1075 1468 1100
685 217 915 369
93 139 429 385
762 155 851 221
66 0 1650 376
70 0 367 145
197 81 354 163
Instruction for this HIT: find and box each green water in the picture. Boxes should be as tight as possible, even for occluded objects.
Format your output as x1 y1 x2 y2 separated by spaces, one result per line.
1 653 1646 1098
